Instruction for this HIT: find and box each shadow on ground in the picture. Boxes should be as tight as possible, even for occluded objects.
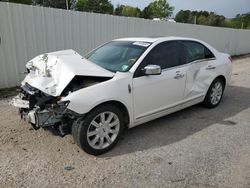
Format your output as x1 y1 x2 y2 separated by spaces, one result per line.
102 85 250 157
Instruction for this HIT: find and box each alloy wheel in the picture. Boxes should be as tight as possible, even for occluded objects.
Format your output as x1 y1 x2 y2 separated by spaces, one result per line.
87 112 120 150
210 81 223 105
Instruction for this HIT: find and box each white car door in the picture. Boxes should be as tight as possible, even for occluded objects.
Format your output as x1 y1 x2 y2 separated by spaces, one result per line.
132 41 187 121
181 41 217 101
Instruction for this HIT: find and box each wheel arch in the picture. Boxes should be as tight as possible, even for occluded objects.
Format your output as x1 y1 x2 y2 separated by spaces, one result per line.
204 75 227 98
203 75 226 108
214 75 226 88
89 100 130 128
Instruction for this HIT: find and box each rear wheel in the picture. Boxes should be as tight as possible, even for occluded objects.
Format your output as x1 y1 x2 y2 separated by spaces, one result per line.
203 78 225 108
72 104 124 155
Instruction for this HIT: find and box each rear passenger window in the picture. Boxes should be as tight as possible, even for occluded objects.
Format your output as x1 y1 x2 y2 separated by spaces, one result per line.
182 41 215 63
204 47 215 59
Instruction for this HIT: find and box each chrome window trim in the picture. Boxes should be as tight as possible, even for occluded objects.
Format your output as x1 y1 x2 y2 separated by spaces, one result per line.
133 56 216 77
190 57 216 64
161 57 216 72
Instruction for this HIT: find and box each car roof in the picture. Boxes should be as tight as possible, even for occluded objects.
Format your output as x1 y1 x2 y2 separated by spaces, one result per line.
113 36 202 43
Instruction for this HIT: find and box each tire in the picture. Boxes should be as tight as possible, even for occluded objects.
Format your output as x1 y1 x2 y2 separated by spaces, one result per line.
72 104 124 155
203 78 225 108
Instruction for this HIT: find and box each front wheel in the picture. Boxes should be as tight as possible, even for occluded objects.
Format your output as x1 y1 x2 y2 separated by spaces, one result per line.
72 104 124 155
203 78 225 108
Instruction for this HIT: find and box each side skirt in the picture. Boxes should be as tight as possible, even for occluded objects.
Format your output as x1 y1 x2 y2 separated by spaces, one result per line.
130 95 205 128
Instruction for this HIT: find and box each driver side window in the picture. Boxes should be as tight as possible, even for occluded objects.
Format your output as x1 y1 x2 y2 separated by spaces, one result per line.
134 41 182 77
144 42 181 69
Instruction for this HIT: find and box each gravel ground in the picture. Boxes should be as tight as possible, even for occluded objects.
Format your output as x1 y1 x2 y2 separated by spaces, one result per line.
0 57 250 188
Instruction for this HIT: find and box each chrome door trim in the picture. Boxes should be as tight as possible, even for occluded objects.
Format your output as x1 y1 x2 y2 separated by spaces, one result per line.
136 95 205 120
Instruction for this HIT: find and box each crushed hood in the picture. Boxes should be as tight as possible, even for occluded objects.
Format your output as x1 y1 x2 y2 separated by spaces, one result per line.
22 49 114 96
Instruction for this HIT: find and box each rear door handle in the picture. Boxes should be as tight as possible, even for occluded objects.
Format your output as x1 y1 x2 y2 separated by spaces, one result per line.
206 65 216 70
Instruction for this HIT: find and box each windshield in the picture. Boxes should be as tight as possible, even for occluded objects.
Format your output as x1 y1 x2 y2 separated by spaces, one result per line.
85 41 151 72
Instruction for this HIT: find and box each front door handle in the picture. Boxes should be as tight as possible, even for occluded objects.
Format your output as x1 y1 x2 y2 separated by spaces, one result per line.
174 73 184 79
206 65 216 70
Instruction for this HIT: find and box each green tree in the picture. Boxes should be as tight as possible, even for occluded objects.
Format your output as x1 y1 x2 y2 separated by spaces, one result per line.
0 0 32 4
141 0 174 19
229 12 250 29
175 10 191 23
76 0 113 14
76 0 88 11
141 6 152 19
201 11 209 17
207 12 225 27
146 0 174 19
197 15 209 25
121 5 141 17
33 0 76 9
175 10 227 27
114 4 125 15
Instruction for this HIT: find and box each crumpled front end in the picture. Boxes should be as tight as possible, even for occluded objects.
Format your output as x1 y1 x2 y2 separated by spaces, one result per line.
10 49 114 135
10 82 76 135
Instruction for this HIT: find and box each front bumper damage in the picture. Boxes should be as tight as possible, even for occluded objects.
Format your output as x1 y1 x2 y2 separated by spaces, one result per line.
10 83 76 136
10 50 113 136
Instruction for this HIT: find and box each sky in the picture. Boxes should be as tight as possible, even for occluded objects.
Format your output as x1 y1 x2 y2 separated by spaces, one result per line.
110 0 250 18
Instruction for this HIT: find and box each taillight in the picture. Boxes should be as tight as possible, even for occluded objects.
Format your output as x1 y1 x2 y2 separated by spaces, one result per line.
229 56 233 63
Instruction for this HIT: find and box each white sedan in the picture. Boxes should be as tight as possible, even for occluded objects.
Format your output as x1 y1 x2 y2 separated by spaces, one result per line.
11 37 232 155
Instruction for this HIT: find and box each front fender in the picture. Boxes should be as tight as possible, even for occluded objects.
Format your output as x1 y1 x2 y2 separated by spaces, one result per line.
61 72 133 120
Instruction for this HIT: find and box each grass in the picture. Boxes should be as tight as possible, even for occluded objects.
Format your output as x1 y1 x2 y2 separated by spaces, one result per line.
0 86 19 99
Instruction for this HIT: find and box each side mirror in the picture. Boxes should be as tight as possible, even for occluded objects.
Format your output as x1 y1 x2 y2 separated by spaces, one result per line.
144 65 162 75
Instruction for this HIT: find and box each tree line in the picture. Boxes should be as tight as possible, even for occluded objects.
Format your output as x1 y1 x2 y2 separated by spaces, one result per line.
0 0 174 19
175 10 250 29
230 13 250 29
1 0 249 29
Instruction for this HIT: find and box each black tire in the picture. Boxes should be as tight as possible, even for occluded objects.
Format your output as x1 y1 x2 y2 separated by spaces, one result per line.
203 78 225 108
72 104 124 155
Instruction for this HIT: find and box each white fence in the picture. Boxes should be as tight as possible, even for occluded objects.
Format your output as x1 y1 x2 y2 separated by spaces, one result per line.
0 2 250 88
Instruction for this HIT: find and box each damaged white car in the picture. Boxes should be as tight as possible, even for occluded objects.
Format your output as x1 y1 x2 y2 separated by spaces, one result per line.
11 37 232 155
